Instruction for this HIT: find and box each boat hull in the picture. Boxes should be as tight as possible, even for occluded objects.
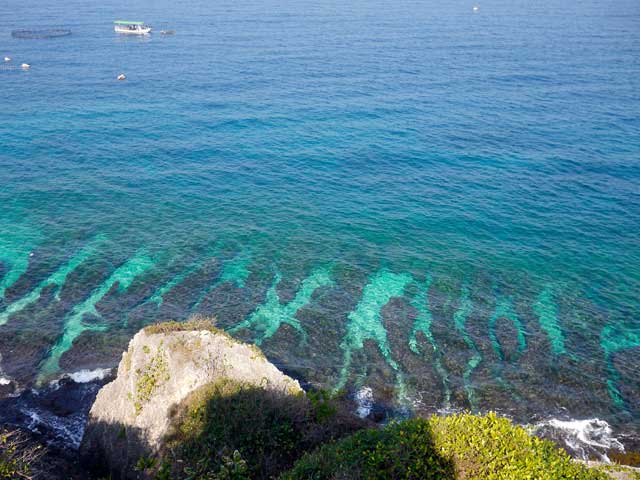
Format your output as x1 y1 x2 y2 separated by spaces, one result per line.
114 26 151 35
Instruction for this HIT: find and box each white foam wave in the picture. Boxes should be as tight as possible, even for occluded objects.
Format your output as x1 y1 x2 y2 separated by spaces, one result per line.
355 386 373 418
407 390 462 416
21 407 85 449
436 405 464 416
0 352 6 385
531 418 624 461
67 367 112 383
23 409 42 430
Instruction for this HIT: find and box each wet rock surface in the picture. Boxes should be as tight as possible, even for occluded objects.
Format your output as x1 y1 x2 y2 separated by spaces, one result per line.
0 373 111 449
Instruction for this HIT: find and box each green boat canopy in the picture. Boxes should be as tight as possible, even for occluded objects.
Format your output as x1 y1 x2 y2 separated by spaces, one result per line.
114 20 144 25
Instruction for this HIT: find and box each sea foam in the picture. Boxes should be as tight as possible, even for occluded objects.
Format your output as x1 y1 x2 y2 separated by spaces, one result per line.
355 386 374 418
531 417 624 461
67 368 113 384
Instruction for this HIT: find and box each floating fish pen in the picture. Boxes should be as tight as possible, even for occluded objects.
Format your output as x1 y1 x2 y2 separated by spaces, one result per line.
11 28 71 39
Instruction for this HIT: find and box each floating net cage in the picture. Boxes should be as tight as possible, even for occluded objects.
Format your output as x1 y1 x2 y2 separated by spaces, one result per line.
11 28 72 39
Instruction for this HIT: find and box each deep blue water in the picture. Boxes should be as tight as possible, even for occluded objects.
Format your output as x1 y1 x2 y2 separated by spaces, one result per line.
1 0 639 450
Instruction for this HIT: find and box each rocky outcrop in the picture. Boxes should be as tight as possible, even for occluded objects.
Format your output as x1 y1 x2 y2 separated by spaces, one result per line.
81 321 302 478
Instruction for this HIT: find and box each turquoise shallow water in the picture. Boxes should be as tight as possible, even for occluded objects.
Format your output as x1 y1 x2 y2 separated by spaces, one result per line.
1 0 639 442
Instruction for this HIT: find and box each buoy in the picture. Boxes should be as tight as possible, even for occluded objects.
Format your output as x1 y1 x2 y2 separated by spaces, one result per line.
3 56 10 62
473 5 479 11
117 73 126 81
21 63 30 69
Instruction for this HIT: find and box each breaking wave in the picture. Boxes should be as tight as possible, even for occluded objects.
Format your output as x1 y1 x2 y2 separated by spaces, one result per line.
531 417 625 461
0 370 111 449
66 368 112 384
355 386 374 418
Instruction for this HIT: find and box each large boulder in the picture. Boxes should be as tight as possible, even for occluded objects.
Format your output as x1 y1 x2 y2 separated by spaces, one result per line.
80 320 301 479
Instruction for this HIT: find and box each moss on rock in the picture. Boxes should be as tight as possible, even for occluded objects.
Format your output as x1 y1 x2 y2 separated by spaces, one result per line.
132 343 170 414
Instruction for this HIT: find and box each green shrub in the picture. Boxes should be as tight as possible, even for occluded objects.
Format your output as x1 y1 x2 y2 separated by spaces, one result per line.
430 413 607 480
162 379 367 480
279 418 453 480
143 317 251 355
144 317 223 336
0 428 43 479
211 450 249 480
281 413 609 480
135 455 157 472
308 389 338 423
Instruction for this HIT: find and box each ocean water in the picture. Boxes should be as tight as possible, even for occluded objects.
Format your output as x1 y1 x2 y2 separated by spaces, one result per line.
1 0 639 452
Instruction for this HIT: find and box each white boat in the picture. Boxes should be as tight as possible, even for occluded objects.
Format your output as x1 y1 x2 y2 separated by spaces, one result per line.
114 20 151 35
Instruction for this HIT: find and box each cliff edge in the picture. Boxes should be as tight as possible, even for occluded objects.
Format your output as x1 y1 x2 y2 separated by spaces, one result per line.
80 319 302 478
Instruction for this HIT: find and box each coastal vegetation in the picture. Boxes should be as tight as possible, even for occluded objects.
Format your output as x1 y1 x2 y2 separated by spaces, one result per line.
140 390 635 480
160 379 365 479
131 342 170 415
0 428 43 479
143 318 227 336
89 321 632 480
282 413 612 480
7 320 639 479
